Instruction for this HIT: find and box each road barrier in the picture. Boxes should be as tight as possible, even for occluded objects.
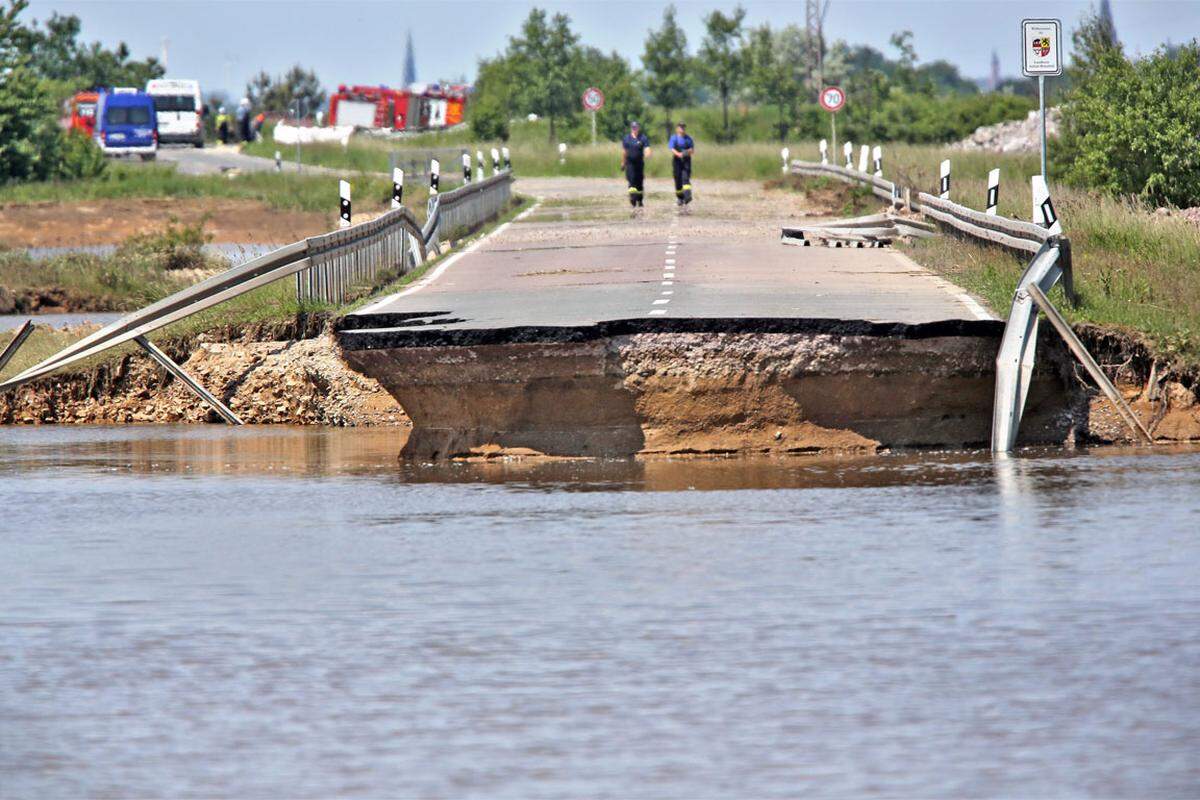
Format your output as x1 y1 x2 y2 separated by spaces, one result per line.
0 164 516 419
789 147 1131 452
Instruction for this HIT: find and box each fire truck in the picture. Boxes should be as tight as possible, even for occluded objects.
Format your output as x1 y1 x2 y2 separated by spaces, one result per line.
327 83 468 131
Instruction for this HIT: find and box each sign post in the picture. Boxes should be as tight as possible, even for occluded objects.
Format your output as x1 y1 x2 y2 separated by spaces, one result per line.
1021 18 1062 180
582 86 605 145
819 86 845 162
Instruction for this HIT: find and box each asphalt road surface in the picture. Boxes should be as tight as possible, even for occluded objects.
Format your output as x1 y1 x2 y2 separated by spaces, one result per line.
155 143 343 176
347 177 993 335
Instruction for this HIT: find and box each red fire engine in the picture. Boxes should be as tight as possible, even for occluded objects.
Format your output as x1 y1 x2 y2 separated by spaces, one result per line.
328 84 469 131
66 90 100 137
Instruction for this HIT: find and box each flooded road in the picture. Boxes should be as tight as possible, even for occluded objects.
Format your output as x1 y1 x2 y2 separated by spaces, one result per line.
1 426 1198 798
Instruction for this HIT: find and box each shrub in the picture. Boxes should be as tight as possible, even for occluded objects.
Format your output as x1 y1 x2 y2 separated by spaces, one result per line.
1056 35 1200 206
117 215 214 271
53 129 107 179
468 94 509 142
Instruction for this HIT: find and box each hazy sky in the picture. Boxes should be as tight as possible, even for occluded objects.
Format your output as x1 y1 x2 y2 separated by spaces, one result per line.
24 0 1196 98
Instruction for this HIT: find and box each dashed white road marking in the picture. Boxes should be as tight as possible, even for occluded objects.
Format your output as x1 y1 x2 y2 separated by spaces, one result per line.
662 281 674 286
661 290 674 296
653 298 670 305
649 309 667 315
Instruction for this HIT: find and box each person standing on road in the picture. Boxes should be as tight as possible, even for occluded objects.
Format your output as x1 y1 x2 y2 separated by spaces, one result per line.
236 97 252 143
668 122 695 211
620 120 651 215
216 106 230 144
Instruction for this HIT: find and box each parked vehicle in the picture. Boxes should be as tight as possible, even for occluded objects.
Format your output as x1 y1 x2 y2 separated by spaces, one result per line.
146 78 204 147
327 82 469 131
67 90 100 137
94 88 158 160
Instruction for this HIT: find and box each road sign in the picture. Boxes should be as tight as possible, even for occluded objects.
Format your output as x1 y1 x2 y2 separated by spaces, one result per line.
582 87 605 112
819 86 845 113
1021 19 1062 76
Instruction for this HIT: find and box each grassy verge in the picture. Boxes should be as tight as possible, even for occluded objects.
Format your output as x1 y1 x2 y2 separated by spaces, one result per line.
901 187 1200 360
0 163 407 215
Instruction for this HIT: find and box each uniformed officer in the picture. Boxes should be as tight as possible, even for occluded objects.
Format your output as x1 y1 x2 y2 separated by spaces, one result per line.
668 122 695 209
620 120 651 214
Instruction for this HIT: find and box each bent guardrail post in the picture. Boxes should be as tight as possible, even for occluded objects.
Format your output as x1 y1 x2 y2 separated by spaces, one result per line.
0 320 34 376
992 240 1066 452
134 335 243 425
1026 284 1153 444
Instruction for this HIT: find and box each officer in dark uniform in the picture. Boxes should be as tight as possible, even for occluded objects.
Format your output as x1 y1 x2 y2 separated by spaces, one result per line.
620 120 651 213
668 122 695 209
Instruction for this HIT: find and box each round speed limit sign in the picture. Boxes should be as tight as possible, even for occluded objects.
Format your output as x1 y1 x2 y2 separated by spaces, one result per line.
819 86 846 112
582 86 605 112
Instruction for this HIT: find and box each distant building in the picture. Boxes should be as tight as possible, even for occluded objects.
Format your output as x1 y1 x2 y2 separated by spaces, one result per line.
403 31 417 86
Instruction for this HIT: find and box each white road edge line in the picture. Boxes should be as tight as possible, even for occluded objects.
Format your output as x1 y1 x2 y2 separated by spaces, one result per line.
355 198 543 315
887 250 996 321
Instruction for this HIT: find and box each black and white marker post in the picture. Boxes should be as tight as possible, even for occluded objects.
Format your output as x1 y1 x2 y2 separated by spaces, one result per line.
843 142 853 170
872 146 883 178
939 159 951 200
502 147 511 170
461 152 471 184
819 139 828 165
339 179 351 228
475 150 485 182
491 148 501 176
986 168 1000 215
275 150 282 171
429 158 440 196
392 167 404 210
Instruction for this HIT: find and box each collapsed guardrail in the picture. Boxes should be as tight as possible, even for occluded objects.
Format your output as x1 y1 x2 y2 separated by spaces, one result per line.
788 144 1147 452
0 165 515 423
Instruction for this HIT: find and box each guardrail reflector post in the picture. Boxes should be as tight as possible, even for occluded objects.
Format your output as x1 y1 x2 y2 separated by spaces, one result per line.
461 152 471 184
491 147 501 175
475 150 485 182
274 150 282 171
780 147 790 174
857 144 869 173
872 146 883 178
339 179 351 228
986 168 1000 216
502 146 511 170
429 158 440 195
843 141 853 169
939 159 951 200
558 142 567 165
1031 175 1062 235
819 139 828 165
392 167 403 209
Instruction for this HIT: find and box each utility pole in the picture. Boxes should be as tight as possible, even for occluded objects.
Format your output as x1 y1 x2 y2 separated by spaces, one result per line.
806 0 831 98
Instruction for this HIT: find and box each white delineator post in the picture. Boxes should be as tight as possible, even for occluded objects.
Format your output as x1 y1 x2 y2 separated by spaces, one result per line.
780 147 790 174
843 141 854 169
461 152 471 184
502 147 511 170
872 146 883 178
558 142 567 165
392 167 403 210
819 139 828 165
274 150 282 171
1031 175 1062 235
857 144 869 173
429 158 440 196
338 179 351 227
939 159 951 200
475 150 485 182
986 168 1000 215
491 148 501 176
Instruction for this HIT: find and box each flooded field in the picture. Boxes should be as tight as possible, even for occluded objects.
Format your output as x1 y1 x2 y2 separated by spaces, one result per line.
1 426 1198 798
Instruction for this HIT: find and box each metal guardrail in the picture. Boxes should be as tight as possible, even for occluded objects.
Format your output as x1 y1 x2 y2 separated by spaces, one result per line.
790 162 899 206
0 169 516 411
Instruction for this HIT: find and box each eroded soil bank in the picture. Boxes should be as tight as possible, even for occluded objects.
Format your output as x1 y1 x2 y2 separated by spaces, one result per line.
0 318 406 427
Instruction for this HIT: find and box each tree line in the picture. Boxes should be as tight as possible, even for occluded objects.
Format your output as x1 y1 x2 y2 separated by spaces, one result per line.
469 4 1028 146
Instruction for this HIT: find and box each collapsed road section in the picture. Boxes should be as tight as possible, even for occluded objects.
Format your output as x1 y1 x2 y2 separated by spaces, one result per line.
337 193 1075 459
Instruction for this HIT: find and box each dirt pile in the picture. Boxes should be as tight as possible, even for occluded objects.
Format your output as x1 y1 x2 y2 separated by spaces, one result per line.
0 330 406 427
951 108 1061 153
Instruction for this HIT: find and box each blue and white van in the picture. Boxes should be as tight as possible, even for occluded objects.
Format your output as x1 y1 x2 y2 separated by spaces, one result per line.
94 88 158 160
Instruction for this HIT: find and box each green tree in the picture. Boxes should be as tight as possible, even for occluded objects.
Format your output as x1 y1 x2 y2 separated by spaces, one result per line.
0 0 64 182
18 10 162 90
509 8 580 142
245 65 326 116
698 6 747 142
746 23 812 141
574 47 645 141
642 5 693 139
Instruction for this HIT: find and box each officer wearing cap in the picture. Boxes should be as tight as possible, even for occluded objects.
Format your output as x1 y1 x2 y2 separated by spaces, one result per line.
620 120 651 214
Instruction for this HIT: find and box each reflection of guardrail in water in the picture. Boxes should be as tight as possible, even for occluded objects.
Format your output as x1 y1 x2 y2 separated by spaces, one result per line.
0 168 516 423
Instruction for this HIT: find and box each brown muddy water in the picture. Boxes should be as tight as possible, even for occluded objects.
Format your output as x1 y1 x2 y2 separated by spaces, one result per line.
1 425 1198 799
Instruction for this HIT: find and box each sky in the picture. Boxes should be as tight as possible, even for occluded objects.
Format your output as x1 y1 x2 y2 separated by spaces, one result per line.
23 0 1198 99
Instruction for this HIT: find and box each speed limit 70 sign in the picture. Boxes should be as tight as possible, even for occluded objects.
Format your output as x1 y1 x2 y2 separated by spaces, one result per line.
819 86 845 113
582 87 605 112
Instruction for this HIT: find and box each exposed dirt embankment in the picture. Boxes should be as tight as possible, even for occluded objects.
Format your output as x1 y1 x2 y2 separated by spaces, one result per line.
341 321 1074 459
1 318 406 426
